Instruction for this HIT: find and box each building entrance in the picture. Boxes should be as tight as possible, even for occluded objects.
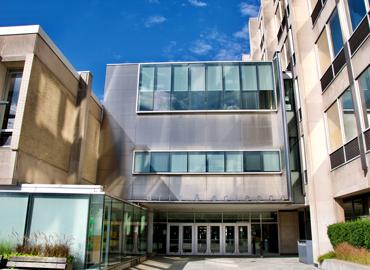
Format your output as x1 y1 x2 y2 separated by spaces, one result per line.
166 223 251 255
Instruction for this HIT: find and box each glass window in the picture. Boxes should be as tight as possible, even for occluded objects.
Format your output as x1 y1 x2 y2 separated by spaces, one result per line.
2 72 22 130
190 65 205 91
242 92 259 109
348 0 367 31
259 91 275 109
156 66 171 91
341 89 357 141
244 152 262 172
316 30 332 75
153 91 170 111
263 151 280 171
29 195 90 268
150 152 170 172
123 204 134 255
171 152 188 172
190 91 206 110
188 152 206 172
224 91 240 109
139 66 155 91
326 102 343 152
171 92 189 110
225 152 243 172
173 65 188 91
207 152 225 172
241 65 258 91
0 194 28 246
258 64 274 90
224 65 240 91
138 92 153 111
207 91 222 110
207 65 223 91
329 11 344 56
359 67 370 127
134 152 150 173
108 198 124 261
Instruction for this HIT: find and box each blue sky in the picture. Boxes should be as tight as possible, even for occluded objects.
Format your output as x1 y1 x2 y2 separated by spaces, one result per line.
1 0 260 99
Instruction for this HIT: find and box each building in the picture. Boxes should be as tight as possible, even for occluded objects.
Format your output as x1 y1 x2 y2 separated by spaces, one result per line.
100 57 309 258
248 0 370 263
0 26 147 269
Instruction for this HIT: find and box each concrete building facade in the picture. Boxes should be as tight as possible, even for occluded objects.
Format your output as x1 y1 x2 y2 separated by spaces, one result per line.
248 0 370 262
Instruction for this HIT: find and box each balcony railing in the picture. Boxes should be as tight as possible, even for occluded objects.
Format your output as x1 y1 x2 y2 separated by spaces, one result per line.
329 137 361 170
320 48 346 92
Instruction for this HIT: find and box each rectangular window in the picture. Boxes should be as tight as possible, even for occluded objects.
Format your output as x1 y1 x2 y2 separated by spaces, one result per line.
190 91 206 110
207 152 225 172
225 152 243 172
207 91 222 110
188 152 206 172
134 151 280 174
156 66 171 91
263 151 280 172
223 65 240 91
326 102 343 152
316 29 332 75
207 65 223 91
341 89 357 141
347 0 367 31
224 91 240 109
134 152 150 173
244 152 262 172
1 71 23 146
153 91 170 111
258 64 274 90
139 66 155 91
190 65 205 91
171 92 189 110
150 152 170 172
359 67 370 127
241 65 258 91
173 65 188 91
171 152 188 172
138 92 153 111
241 92 259 109
328 10 343 56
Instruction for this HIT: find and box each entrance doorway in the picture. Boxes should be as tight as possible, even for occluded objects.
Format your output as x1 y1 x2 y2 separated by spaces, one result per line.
167 223 251 255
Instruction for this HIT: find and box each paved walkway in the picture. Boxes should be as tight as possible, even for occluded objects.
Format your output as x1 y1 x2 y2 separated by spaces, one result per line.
130 256 317 270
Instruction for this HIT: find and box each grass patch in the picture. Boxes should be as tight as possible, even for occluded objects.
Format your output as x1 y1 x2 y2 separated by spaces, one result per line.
319 242 370 266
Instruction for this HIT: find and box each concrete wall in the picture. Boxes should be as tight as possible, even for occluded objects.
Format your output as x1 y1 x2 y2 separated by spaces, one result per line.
278 211 299 254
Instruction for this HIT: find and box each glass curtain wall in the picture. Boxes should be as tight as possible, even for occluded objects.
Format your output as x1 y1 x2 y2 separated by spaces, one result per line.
138 62 276 112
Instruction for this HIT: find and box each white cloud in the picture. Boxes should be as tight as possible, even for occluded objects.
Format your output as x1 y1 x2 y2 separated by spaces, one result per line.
190 40 212 55
144 15 167 27
188 0 207 7
148 0 160 3
233 24 249 39
239 2 259 17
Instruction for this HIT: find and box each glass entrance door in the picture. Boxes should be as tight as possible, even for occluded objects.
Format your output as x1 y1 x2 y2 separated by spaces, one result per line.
238 225 249 254
210 225 221 254
196 225 208 254
182 225 193 254
168 225 180 254
224 225 236 253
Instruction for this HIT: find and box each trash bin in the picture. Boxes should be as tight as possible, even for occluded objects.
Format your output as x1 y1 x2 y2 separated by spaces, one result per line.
298 240 313 264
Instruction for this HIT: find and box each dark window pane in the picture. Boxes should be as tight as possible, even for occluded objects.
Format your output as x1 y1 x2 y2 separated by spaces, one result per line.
207 91 222 110
329 11 343 56
188 152 206 172
171 92 189 110
139 92 153 111
259 91 275 109
224 91 240 110
171 152 188 172
153 91 170 111
151 152 170 172
190 91 206 110
207 152 225 172
348 0 367 30
241 91 259 109
244 152 262 172
134 152 150 173
2 72 22 130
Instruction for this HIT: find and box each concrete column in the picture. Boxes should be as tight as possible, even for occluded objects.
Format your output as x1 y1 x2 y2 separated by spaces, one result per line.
147 210 153 254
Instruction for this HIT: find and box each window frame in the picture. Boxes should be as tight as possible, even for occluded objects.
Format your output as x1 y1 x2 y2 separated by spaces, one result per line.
136 61 278 114
132 149 282 175
344 0 369 34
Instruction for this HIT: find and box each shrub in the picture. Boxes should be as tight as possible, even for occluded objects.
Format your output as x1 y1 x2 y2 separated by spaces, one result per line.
335 242 370 266
0 242 13 259
327 219 370 249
